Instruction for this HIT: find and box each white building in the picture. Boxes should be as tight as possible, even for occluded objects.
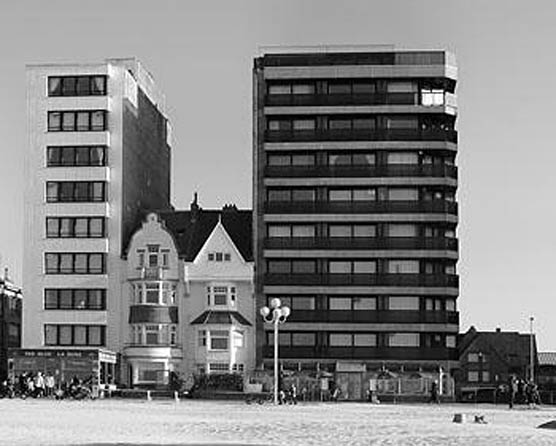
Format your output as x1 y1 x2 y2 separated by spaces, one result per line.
124 199 255 387
23 59 172 378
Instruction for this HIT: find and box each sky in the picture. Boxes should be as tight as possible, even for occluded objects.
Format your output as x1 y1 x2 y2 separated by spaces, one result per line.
0 0 555 349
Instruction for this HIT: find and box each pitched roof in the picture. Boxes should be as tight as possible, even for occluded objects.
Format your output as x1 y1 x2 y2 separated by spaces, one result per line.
190 310 252 326
157 203 252 262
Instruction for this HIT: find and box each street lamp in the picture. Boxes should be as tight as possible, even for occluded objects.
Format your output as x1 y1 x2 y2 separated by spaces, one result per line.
260 297 291 404
530 316 535 383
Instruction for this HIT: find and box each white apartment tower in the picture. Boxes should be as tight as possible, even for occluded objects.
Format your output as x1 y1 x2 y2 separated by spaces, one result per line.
23 59 172 367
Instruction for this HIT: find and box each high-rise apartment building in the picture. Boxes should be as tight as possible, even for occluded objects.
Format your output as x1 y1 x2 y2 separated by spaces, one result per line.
23 59 172 370
253 47 459 388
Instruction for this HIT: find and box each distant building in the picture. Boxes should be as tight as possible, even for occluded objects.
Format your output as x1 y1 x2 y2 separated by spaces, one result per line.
123 198 254 387
537 352 556 392
23 58 172 383
0 269 22 380
456 326 537 401
253 46 459 398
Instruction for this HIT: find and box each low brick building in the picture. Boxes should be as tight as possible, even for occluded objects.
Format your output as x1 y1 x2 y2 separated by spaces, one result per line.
455 326 537 402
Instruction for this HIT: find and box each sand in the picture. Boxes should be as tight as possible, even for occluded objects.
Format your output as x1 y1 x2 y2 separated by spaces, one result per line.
1 399 556 445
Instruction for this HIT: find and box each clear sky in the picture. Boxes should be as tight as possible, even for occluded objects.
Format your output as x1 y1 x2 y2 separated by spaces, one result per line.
1 0 554 349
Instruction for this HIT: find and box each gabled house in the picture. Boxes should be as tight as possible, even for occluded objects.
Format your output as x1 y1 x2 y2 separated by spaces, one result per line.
124 197 254 388
456 326 537 399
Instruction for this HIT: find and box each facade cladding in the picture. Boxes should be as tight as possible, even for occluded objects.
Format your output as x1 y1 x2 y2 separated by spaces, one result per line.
253 49 459 375
23 59 172 368
0 273 22 381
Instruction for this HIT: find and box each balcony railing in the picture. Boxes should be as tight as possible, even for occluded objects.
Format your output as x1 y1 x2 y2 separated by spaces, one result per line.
139 267 166 280
264 200 458 215
265 129 458 143
264 164 457 179
262 346 458 361
264 236 458 251
286 310 459 325
264 273 459 288
265 92 420 107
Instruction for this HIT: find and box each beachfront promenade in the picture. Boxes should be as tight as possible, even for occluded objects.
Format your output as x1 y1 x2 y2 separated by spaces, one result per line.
1 399 556 445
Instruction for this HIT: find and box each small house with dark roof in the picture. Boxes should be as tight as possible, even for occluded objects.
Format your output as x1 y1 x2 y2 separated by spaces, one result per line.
455 326 537 402
123 196 254 388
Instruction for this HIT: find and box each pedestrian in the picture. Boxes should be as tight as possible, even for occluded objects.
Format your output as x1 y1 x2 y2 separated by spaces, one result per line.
34 372 45 398
429 380 440 404
301 386 307 402
289 384 298 405
508 375 517 409
45 373 55 398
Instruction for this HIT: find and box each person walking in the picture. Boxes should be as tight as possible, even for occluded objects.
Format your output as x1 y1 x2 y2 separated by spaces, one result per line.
34 372 45 398
508 375 517 409
429 380 440 404
45 373 55 398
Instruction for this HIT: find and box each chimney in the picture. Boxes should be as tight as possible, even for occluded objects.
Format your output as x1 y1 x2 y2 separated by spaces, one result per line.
495 327 501 333
190 192 200 222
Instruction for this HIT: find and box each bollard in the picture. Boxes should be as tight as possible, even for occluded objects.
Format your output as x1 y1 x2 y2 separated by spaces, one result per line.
147 390 152 401
453 413 466 423
174 391 179 402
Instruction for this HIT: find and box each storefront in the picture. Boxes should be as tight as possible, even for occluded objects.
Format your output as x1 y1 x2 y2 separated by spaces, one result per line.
8 349 117 387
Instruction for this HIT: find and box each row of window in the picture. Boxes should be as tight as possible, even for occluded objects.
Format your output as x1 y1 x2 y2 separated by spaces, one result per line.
44 324 105 346
265 296 456 312
48 75 107 96
45 253 105 275
267 187 455 203
48 110 107 132
131 282 177 306
207 285 236 307
47 146 107 167
44 289 106 310
267 79 449 96
267 151 454 167
208 252 231 262
198 329 244 351
267 259 456 275
46 181 106 203
267 223 455 239
266 331 456 348
137 245 170 268
129 324 177 346
267 116 454 132
46 217 105 238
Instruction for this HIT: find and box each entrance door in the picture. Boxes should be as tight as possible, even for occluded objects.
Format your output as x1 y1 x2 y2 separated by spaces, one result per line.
336 372 363 400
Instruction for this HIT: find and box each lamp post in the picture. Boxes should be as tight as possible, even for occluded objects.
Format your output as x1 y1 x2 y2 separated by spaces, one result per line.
529 316 535 383
260 298 291 404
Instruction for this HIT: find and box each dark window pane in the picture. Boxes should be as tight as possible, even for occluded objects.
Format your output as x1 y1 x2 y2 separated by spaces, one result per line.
44 290 58 309
268 190 290 201
74 326 87 345
62 77 76 96
75 146 90 165
329 118 351 129
353 118 375 129
74 183 89 201
88 326 103 345
89 290 104 309
74 254 88 273
62 112 75 131
328 83 351 94
91 111 105 131
352 82 375 93
292 189 315 201
60 218 72 237
60 183 74 201
44 325 57 345
90 146 105 166
74 290 87 309
91 76 106 95
89 254 104 273
59 325 72 345
89 218 104 237
76 112 89 131
292 260 315 273
267 260 290 274
61 147 75 165
45 253 58 273
47 147 61 165
92 182 105 201
76 77 90 95
74 218 88 237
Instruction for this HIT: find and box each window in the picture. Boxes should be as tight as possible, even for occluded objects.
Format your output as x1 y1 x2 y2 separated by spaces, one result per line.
329 260 376 274
329 261 351 274
131 324 177 346
292 260 316 274
353 297 376 310
292 332 315 346
387 224 417 237
44 324 105 346
328 83 351 94
445 299 456 312
207 285 236 307
292 119 315 130
387 152 419 164
210 331 229 350
388 296 419 310
268 225 291 238
482 371 490 382
268 84 291 95
46 217 106 238
291 225 315 238
467 353 479 363
468 371 479 382
330 333 352 346
387 82 417 93
329 225 351 237
47 110 107 132
268 296 314 310
46 181 106 202
421 89 444 106
386 117 418 129
233 330 244 348
45 253 105 274
354 334 377 346
198 330 207 347
232 363 245 373
329 189 376 201
388 260 419 274
446 335 456 348
353 261 376 273
387 188 419 201
329 297 352 310
209 363 229 374
133 282 177 306
292 84 315 95
44 289 106 310
48 75 107 96
47 146 107 167
388 333 420 347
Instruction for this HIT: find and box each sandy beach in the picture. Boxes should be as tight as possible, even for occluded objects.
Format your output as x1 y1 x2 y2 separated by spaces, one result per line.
1 399 556 445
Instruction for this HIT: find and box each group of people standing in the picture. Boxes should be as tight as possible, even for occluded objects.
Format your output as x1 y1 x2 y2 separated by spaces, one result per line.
507 375 540 408
2 372 57 398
